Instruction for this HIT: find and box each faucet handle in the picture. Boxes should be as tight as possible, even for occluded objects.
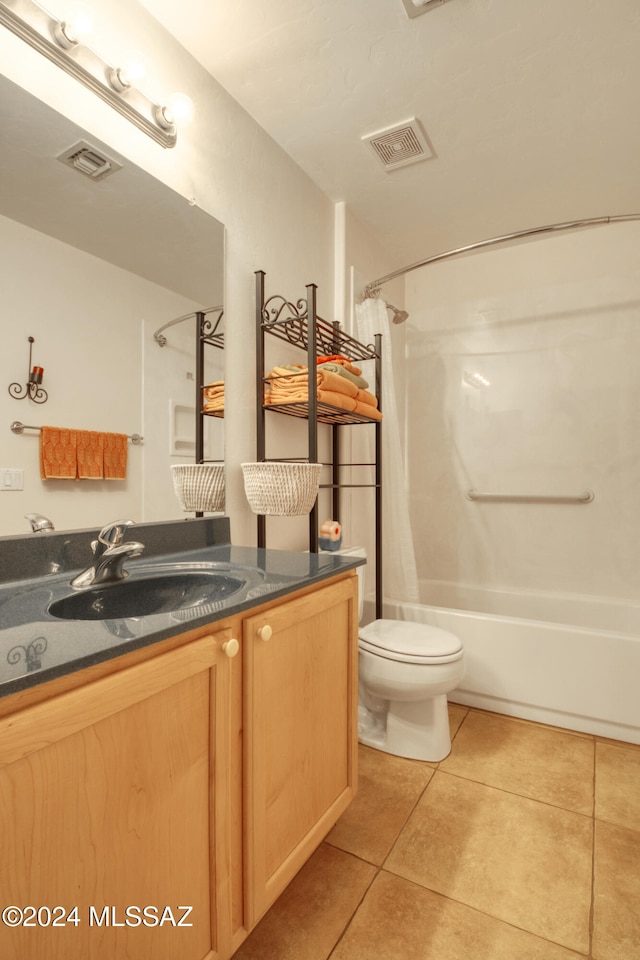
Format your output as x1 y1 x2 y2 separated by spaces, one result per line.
98 519 136 547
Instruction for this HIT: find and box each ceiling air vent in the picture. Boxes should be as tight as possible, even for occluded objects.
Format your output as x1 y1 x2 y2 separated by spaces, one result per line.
362 118 434 171
56 140 123 181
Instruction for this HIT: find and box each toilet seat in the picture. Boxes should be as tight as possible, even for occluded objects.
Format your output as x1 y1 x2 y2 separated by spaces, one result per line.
359 619 463 665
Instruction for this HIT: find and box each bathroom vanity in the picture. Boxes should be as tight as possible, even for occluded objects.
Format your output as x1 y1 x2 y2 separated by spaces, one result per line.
0 519 360 960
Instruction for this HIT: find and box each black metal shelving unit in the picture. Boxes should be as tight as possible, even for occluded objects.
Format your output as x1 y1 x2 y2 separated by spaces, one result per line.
255 270 383 618
195 307 224 518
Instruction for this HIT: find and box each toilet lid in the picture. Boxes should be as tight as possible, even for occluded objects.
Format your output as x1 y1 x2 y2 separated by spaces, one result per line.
359 619 463 664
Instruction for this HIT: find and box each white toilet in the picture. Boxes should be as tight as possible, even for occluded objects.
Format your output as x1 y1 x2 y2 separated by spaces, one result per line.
336 547 465 762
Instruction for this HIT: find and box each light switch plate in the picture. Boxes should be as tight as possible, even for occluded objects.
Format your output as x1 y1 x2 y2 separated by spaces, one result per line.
0 468 25 490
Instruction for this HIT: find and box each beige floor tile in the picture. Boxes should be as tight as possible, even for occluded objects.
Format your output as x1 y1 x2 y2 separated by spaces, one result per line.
448 702 468 740
596 740 640 831
439 710 595 814
385 771 592 954
474 707 595 742
593 819 640 960
326 744 434 864
331 871 585 960
233 843 375 960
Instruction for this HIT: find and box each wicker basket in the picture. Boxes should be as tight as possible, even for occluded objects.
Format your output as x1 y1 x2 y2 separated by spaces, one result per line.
241 462 322 516
171 463 225 512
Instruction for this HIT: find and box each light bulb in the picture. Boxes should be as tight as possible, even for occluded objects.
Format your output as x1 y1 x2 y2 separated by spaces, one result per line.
122 57 145 83
118 50 146 83
166 92 194 126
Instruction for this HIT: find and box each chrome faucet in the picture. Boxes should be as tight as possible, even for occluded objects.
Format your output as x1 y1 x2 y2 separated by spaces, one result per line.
25 513 55 533
71 519 144 589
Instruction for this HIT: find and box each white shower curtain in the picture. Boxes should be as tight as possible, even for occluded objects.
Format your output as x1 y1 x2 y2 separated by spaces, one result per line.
355 298 419 604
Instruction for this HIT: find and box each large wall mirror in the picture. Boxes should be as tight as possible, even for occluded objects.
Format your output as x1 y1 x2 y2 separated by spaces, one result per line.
0 74 224 536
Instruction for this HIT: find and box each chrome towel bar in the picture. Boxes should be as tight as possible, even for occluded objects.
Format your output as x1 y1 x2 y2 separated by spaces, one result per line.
10 421 143 444
467 489 594 504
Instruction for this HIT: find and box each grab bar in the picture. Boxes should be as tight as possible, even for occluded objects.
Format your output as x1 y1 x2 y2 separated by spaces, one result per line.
466 489 594 504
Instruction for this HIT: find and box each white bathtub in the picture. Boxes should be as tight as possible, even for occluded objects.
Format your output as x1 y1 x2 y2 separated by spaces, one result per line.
365 582 640 744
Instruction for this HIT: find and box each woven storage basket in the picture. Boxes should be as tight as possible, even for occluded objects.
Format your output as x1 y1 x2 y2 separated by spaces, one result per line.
171 463 225 512
241 462 322 516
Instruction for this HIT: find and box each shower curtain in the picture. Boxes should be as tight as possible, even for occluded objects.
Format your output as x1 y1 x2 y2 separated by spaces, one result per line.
355 298 419 603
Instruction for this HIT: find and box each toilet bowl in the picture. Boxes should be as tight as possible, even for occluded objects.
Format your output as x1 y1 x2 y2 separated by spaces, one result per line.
358 618 464 761
327 545 465 762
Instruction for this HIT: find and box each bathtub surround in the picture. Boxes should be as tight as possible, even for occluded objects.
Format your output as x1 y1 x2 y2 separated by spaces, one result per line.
404 222 640 616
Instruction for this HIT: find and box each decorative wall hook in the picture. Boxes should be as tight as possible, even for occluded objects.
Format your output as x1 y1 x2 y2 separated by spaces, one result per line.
7 636 48 672
8 336 48 404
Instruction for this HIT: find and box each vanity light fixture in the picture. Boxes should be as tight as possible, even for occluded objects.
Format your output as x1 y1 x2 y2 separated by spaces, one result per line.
8 337 49 405
0 0 193 148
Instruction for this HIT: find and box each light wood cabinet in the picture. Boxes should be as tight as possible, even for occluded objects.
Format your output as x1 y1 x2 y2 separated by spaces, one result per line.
0 628 235 960
242 577 358 927
0 572 357 960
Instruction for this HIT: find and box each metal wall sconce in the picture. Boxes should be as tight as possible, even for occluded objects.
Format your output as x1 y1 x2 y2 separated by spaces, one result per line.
0 0 192 148
8 336 48 404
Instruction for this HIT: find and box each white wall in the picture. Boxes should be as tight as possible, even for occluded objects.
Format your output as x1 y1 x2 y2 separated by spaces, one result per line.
0 215 203 534
142 314 224 522
339 205 409 598
404 221 640 609
0 0 335 547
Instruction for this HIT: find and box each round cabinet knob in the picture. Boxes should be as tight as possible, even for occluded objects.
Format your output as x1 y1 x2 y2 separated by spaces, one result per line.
222 638 239 658
257 624 272 642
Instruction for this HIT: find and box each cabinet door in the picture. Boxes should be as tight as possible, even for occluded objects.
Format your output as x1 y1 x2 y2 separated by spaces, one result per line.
0 631 235 960
243 576 358 925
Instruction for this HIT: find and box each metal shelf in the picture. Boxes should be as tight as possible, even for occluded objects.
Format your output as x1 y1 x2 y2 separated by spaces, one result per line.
263 400 380 426
255 270 382 618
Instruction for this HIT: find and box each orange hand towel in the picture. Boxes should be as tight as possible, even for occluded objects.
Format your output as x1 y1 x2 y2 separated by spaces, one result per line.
76 430 105 479
40 426 78 479
103 432 128 479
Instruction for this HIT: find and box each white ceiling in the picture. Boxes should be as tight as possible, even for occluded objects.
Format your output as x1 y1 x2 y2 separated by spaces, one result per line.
138 0 640 271
0 76 224 304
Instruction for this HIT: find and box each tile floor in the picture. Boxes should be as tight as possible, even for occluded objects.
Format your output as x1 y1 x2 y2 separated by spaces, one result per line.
233 704 640 960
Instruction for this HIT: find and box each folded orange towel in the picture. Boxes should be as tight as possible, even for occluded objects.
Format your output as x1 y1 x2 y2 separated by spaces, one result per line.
265 367 359 400
264 365 382 420
103 432 128 480
76 430 105 479
354 400 382 420
355 387 378 408
203 380 224 402
40 426 78 479
202 380 225 413
317 388 357 411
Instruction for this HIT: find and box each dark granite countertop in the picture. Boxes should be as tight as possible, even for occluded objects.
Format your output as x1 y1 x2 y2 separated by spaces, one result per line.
0 517 363 700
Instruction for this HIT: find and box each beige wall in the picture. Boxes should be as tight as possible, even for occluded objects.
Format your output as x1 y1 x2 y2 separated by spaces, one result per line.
0 0 335 546
0 215 209 534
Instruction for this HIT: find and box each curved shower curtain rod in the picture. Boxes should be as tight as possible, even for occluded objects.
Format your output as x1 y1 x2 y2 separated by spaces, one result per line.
363 214 640 298
152 305 223 346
